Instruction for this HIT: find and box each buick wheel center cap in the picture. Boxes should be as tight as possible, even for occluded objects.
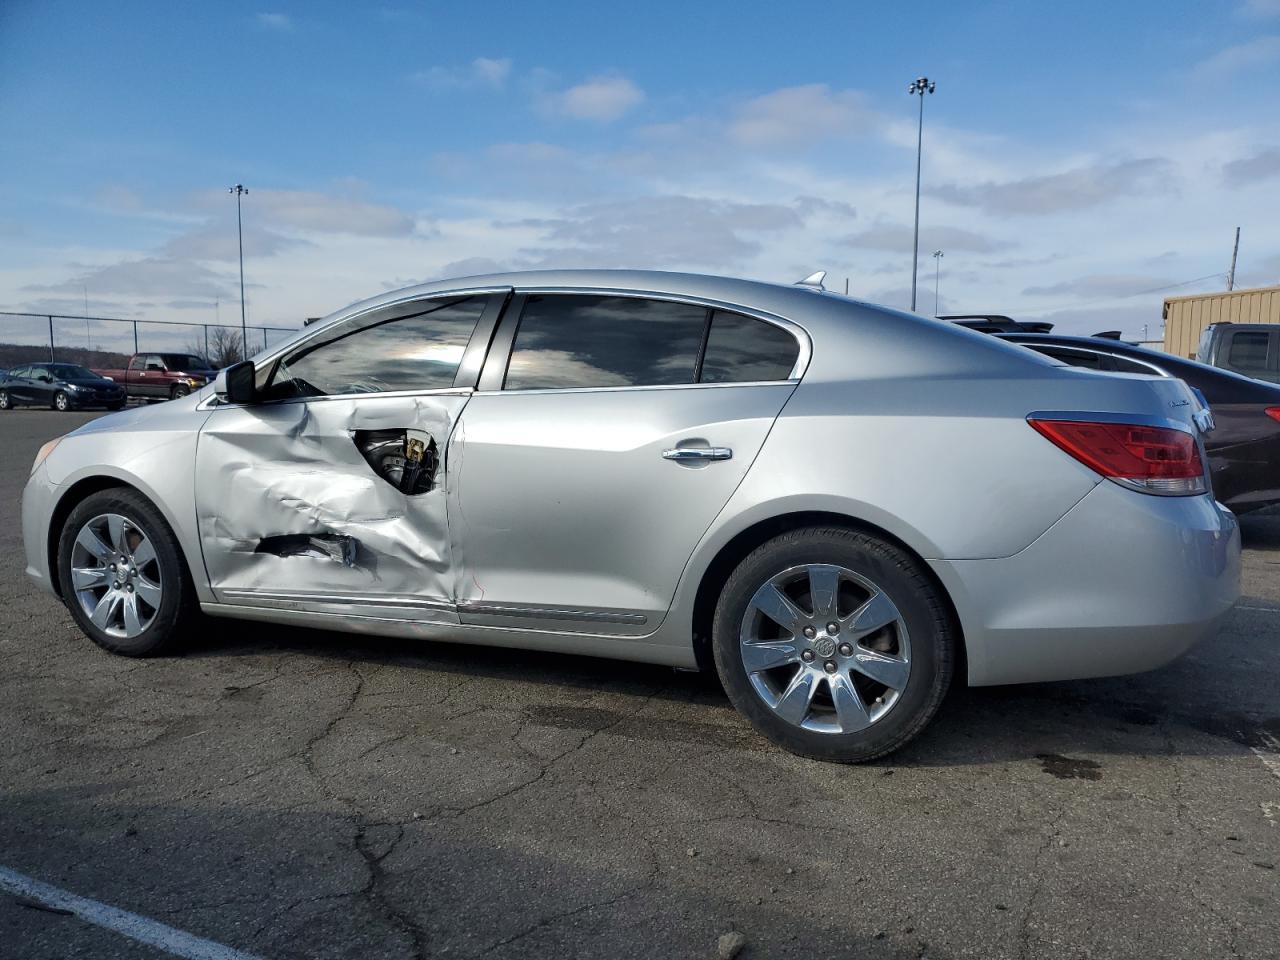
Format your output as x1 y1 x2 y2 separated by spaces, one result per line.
813 636 836 658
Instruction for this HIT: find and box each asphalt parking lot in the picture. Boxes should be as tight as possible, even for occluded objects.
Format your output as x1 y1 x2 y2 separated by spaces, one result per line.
1 409 1278 960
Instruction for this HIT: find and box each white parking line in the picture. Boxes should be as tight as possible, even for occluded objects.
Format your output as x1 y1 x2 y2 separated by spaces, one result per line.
1254 731 1280 785
0 865 265 960
1237 605 1280 613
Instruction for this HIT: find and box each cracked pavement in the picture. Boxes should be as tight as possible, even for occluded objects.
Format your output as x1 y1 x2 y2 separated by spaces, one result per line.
2 409 1279 959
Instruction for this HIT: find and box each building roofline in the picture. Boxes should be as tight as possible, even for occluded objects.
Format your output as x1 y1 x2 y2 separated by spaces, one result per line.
1162 282 1280 307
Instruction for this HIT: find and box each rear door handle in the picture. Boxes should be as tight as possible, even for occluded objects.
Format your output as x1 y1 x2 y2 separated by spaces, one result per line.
662 446 733 462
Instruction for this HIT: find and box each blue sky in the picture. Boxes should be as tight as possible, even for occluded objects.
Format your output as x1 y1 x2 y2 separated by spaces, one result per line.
2 0 1278 347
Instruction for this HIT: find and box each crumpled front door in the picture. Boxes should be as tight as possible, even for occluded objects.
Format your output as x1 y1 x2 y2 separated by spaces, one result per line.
194 391 468 622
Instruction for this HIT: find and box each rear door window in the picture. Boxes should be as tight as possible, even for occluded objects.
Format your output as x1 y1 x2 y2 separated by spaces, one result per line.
698 310 800 383
1227 331 1270 372
504 295 706 390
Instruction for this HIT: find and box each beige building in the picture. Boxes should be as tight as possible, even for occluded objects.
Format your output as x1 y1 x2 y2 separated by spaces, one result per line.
1162 284 1280 359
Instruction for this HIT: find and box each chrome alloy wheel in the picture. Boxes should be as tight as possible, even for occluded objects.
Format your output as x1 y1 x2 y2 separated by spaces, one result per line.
70 513 162 638
739 564 911 734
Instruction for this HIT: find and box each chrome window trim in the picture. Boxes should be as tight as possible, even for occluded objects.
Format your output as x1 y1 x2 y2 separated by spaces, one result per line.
503 285 812 385
471 379 797 398
200 385 474 410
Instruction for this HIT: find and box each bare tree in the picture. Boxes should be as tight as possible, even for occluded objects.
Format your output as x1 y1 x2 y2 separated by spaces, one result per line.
183 327 244 369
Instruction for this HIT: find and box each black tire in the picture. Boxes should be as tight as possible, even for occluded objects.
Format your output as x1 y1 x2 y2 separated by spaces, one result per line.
56 488 197 656
712 526 954 763
53 390 71 412
107 401 126 411
0 389 10 410
170 384 190 400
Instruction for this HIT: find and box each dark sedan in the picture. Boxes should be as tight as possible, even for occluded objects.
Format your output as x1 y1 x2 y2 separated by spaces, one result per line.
998 333 1280 513
0 362 127 412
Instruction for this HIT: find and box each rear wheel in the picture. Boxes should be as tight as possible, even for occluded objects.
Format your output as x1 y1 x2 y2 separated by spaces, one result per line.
712 526 954 763
52 390 71 411
57 488 196 656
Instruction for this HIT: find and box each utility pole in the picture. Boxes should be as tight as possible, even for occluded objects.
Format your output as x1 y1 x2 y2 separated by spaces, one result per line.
1227 227 1240 291
932 250 944 316
229 184 249 358
907 76 936 313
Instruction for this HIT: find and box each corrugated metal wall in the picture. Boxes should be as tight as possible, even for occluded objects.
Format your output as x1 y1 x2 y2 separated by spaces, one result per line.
1163 285 1280 358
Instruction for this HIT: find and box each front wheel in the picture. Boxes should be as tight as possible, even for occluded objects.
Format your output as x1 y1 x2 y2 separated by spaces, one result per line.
170 384 190 400
712 527 954 763
57 488 197 656
0 389 10 410
52 390 71 411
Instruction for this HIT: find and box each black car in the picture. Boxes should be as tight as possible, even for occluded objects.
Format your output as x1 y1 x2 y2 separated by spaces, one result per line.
997 332 1280 513
0 362 128 412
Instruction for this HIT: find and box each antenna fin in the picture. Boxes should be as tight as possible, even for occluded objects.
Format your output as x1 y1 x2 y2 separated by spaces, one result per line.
796 270 826 290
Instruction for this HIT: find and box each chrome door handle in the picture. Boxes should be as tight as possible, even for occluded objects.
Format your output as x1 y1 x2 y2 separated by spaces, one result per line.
662 446 733 462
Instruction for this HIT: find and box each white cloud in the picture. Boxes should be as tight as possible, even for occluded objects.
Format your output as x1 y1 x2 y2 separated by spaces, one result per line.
1240 0 1280 17
550 75 644 122
412 57 512 90
842 223 1006 253
1222 147 1280 185
1193 35 1280 78
929 159 1172 216
253 190 415 237
729 84 874 148
255 12 292 30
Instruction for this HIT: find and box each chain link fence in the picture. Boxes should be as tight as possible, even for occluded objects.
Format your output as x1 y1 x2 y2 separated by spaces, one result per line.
0 311 298 371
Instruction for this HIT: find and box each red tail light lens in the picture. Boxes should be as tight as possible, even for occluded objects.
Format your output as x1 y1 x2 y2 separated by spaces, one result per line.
1265 407 1280 423
1028 418 1206 496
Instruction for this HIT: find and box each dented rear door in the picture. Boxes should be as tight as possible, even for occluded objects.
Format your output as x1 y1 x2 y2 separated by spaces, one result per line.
194 291 508 622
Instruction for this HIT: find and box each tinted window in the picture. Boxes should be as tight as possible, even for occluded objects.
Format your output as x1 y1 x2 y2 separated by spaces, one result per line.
144 355 165 369
504 295 706 390
50 364 97 379
699 310 799 383
9 366 31 378
267 296 485 398
1034 346 1106 370
128 356 144 371
1110 354 1164 376
159 354 208 370
1228 332 1269 370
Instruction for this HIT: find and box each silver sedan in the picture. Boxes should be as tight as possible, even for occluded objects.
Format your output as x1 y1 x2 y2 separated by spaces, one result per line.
21 270 1241 761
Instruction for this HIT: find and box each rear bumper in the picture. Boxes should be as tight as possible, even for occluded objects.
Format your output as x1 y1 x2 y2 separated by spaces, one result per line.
931 482 1241 687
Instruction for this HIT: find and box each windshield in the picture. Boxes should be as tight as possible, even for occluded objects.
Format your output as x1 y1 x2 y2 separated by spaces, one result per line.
48 364 97 379
159 354 210 370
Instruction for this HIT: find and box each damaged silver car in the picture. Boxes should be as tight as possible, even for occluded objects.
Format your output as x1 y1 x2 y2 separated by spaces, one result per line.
22 270 1241 761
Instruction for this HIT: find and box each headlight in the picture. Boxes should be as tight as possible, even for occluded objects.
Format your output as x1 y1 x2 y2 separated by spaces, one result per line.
32 436 63 475
64 383 80 391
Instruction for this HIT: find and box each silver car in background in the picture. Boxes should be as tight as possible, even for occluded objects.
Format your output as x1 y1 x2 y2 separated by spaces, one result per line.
21 270 1241 761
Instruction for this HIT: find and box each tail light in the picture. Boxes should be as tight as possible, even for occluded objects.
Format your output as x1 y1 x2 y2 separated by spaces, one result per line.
1266 407 1280 423
1028 418 1206 496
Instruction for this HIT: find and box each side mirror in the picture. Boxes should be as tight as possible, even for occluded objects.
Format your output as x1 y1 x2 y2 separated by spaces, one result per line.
215 361 256 405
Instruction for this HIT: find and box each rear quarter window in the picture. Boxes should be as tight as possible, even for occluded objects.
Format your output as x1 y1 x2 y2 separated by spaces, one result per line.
698 310 800 383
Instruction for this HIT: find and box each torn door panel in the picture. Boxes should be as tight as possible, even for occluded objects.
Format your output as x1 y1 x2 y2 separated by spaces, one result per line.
194 394 467 609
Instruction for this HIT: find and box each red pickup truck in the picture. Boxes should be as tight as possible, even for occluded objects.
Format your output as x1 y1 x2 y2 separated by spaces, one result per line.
93 353 218 401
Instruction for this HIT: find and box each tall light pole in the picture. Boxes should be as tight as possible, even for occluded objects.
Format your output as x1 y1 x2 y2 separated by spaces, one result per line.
228 184 249 358
932 250 944 316
907 76 936 313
